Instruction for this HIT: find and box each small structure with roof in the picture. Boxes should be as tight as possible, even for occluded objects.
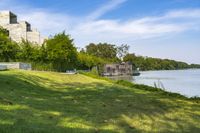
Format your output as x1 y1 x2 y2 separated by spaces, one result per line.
103 62 133 76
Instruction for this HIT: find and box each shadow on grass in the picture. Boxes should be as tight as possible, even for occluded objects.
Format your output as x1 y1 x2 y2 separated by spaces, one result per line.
0 72 200 133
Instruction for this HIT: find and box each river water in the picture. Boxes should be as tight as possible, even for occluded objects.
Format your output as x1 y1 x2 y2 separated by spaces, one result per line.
109 69 200 97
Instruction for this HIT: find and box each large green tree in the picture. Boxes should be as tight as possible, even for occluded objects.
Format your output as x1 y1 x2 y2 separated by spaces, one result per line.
46 32 78 71
86 43 118 61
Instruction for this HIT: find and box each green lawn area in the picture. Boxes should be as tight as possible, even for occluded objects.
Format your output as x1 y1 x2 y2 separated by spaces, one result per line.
0 70 200 133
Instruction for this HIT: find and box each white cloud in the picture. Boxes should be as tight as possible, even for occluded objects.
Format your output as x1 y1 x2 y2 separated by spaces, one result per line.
19 11 75 37
20 8 199 46
71 8 200 46
0 0 200 47
166 9 200 18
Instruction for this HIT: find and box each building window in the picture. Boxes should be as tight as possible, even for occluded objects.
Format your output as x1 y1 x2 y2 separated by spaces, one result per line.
10 13 17 24
26 23 31 31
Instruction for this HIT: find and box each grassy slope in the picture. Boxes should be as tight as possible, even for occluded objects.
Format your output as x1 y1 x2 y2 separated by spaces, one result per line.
0 70 200 133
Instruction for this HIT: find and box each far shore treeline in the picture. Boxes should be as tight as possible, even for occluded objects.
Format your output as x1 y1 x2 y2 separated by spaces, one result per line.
0 27 200 73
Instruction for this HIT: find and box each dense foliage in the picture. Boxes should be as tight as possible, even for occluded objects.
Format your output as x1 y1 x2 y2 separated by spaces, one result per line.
0 27 19 62
85 43 129 62
0 28 109 72
0 27 200 72
85 43 119 62
124 53 200 71
45 32 78 71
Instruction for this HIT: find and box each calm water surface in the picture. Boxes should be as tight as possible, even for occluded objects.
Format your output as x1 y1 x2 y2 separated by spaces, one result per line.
109 69 200 97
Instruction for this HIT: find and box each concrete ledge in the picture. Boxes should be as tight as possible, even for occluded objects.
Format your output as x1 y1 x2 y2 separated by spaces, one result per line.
0 65 7 70
0 62 31 70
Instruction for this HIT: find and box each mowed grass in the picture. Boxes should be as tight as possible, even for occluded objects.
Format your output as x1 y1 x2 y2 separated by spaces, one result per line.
0 70 200 133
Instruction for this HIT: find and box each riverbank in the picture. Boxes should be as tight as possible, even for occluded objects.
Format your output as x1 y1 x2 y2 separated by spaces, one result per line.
82 71 200 101
132 69 200 98
0 70 200 132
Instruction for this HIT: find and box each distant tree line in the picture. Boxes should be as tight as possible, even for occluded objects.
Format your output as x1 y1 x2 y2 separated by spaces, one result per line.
124 53 200 71
0 26 199 72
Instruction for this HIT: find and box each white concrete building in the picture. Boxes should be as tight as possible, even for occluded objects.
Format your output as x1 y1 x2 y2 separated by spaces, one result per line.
0 11 44 44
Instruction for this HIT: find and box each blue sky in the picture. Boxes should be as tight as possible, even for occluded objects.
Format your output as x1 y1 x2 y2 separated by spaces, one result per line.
0 0 200 64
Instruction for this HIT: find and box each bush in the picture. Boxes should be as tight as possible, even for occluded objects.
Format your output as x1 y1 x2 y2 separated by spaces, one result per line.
90 66 99 75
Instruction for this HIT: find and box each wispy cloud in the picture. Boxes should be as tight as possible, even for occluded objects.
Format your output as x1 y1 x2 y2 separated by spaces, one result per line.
87 0 127 20
71 8 200 45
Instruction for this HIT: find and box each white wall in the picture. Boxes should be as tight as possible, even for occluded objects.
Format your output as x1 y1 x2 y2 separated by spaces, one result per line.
0 62 32 70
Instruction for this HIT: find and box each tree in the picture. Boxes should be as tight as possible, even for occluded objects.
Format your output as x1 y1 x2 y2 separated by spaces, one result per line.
17 40 40 62
0 27 19 62
124 53 191 71
46 32 78 71
117 44 130 61
86 43 118 60
77 52 106 70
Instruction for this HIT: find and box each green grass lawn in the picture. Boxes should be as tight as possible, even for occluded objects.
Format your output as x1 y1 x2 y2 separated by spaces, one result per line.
0 70 200 133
